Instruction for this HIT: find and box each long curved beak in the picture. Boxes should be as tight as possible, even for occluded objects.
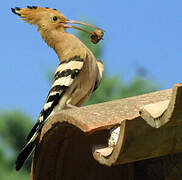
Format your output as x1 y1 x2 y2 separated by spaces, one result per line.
63 19 104 35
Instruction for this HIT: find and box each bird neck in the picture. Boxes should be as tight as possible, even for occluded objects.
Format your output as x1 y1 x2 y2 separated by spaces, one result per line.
40 29 83 61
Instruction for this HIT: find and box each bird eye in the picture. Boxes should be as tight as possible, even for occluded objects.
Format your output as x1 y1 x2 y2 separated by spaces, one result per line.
52 16 58 21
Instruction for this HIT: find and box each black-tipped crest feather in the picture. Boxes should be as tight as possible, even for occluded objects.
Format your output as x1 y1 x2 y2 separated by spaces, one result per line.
11 8 21 16
27 6 37 9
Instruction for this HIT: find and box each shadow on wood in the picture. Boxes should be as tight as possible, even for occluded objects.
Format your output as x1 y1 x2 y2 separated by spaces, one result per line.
31 124 133 180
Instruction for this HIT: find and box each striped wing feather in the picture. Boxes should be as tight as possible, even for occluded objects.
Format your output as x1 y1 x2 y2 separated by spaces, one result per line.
16 55 85 170
27 55 84 141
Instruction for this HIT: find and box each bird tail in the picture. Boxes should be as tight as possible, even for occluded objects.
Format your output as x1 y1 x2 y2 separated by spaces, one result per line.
15 132 38 171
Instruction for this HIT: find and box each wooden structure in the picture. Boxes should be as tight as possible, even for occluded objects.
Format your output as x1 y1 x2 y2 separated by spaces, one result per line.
31 83 182 180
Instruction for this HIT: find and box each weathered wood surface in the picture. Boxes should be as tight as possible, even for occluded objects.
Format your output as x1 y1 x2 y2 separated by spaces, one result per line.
140 83 182 128
30 84 182 180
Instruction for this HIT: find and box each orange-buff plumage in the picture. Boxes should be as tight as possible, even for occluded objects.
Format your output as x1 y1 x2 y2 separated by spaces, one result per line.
12 6 104 171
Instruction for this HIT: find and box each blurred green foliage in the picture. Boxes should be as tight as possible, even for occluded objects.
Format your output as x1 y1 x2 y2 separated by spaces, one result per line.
86 74 159 105
0 111 32 179
0 24 159 179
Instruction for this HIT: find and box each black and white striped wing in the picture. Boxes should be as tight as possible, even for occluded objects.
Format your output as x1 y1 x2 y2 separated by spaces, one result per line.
26 55 84 141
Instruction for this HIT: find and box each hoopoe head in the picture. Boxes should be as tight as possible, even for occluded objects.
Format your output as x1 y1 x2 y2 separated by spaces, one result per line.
11 6 68 31
11 6 104 42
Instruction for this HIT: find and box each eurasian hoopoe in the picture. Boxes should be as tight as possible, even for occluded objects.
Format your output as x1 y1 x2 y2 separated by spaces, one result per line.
12 6 104 171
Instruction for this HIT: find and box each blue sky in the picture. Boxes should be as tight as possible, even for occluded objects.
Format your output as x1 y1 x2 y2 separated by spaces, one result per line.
1 0 182 119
